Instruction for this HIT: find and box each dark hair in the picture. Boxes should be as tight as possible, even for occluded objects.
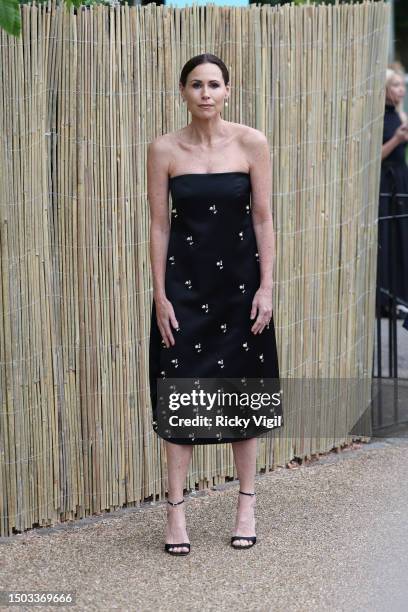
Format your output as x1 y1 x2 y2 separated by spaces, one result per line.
179 54 230 87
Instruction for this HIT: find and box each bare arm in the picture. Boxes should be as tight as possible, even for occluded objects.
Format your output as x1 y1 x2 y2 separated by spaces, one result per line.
147 138 179 347
147 138 171 298
381 124 408 161
247 130 275 291
244 129 276 334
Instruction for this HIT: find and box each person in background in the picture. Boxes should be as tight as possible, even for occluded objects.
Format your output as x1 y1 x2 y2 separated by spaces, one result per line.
377 67 408 317
388 62 408 123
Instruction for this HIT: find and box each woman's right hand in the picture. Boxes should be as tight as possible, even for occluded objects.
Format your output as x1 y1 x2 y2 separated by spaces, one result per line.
395 123 408 144
154 294 179 348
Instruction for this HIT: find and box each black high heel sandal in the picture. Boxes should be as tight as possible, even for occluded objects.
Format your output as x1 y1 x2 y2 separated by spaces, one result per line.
164 498 190 556
231 490 257 549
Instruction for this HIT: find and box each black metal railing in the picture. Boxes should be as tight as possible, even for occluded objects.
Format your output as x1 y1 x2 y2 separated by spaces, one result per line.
374 190 408 379
371 187 408 437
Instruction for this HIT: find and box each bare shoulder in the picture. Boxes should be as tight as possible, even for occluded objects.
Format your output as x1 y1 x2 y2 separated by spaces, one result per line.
147 133 174 155
147 133 175 178
238 124 268 147
236 125 269 170
218 121 266 144
148 130 187 160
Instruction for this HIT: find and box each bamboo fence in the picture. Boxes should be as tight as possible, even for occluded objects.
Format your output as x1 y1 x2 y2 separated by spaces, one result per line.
0 0 389 536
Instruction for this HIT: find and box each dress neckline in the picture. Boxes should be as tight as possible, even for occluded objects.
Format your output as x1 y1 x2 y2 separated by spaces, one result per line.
169 171 250 181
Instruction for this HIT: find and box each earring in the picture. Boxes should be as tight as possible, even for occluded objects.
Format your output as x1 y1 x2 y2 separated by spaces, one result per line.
225 98 228 107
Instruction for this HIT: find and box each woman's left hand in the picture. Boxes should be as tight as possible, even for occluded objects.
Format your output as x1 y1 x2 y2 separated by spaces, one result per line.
250 286 273 334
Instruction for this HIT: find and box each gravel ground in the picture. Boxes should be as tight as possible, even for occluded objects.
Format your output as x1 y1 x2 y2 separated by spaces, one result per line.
1 437 408 612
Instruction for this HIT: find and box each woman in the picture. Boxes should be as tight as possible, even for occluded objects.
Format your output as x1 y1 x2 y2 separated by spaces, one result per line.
377 68 408 316
147 54 282 556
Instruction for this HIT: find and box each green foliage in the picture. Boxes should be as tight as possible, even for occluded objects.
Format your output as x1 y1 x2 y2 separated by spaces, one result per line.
0 0 20 36
0 0 118 36
63 0 113 8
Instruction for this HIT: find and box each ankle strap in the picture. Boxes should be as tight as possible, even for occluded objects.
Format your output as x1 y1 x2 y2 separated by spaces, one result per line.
239 490 256 496
167 498 185 506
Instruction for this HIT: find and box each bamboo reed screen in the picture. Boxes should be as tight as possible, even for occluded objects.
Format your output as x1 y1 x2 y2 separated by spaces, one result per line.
0 0 389 536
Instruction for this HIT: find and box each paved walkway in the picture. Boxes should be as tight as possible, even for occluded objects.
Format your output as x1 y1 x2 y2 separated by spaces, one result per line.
1 437 408 612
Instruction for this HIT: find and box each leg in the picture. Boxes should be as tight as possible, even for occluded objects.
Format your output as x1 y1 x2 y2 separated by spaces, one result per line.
165 441 194 553
231 437 258 547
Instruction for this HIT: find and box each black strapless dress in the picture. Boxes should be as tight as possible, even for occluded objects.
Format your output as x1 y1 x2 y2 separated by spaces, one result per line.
149 171 282 444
